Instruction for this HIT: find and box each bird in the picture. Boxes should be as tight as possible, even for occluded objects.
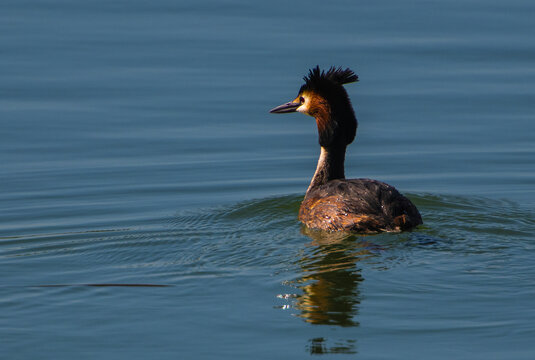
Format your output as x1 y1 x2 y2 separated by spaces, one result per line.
270 66 422 233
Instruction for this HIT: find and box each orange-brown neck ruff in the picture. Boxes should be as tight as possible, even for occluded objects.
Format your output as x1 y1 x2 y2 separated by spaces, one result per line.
305 92 332 140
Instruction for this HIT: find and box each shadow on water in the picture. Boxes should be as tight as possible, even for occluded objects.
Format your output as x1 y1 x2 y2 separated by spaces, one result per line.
32 283 170 287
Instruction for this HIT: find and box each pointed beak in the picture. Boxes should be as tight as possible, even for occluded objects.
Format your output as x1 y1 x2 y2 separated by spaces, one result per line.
269 101 300 114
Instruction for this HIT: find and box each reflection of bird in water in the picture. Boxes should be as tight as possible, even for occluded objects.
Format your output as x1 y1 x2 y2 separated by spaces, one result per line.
292 230 380 327
270 66 422 233
285 231 381 354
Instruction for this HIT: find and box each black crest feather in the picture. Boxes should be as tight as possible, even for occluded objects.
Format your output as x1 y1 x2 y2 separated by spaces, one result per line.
302 66 358 90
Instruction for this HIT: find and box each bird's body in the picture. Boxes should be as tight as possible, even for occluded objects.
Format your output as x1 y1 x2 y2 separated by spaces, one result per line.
270 66 422 233
300 178 421 233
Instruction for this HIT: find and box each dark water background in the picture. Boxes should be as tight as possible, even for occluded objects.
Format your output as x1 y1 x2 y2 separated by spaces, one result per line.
1 0 534 358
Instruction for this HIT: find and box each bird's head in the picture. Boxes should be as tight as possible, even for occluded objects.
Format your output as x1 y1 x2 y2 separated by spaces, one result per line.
270 66 359 147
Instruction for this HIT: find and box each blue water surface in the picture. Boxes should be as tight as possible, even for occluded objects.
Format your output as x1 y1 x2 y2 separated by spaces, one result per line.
1 0 534 359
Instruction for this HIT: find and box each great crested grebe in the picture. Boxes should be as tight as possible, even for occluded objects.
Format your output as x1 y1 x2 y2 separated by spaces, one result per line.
270 66 422 233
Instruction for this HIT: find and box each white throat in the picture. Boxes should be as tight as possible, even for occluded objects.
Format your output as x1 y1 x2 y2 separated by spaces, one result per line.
306 147 328 194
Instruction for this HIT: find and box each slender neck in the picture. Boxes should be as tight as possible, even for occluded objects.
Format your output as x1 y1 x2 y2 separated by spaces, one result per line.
306 145 347 194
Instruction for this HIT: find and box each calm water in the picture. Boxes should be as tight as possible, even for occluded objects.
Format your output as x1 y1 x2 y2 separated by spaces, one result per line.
1 0 534 358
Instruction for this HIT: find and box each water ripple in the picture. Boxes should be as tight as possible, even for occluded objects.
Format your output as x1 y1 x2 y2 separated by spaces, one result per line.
1 193 533 293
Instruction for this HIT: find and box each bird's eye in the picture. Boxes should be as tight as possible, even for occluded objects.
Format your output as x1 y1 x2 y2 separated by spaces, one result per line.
299 96 305 103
